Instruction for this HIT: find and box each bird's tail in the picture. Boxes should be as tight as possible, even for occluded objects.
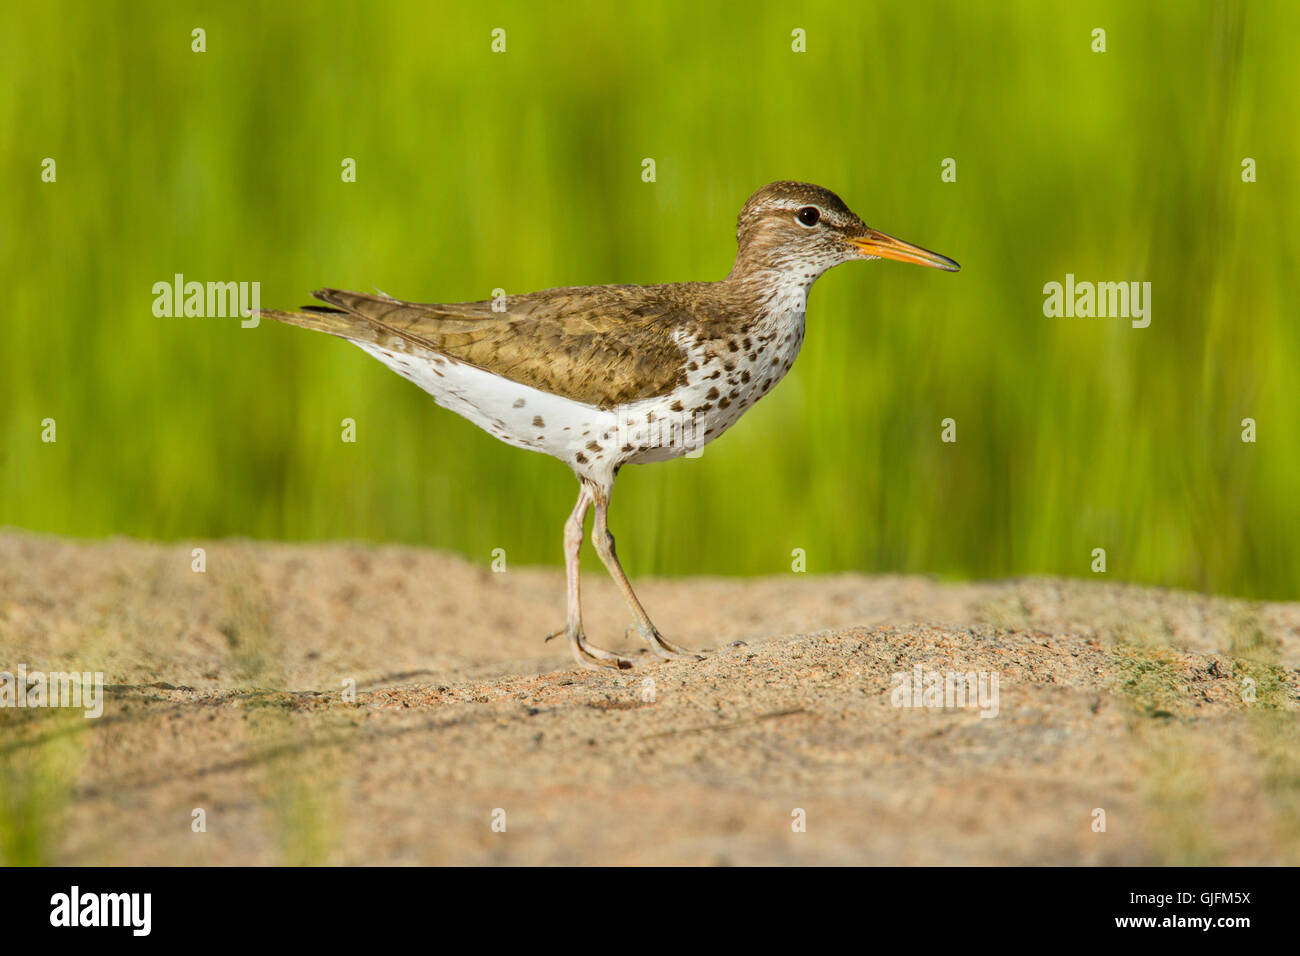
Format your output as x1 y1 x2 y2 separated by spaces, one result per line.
255 304 372 341
258 289 447 355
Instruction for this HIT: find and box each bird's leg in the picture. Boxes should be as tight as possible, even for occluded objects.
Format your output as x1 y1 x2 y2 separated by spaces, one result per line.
589 484 706 661
547 483 633 670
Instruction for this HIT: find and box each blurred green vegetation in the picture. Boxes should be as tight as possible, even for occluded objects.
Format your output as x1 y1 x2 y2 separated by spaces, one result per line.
2 0 1296 598
0 711 82 865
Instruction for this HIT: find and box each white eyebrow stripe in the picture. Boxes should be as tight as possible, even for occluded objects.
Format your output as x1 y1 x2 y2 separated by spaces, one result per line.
762 198 851 225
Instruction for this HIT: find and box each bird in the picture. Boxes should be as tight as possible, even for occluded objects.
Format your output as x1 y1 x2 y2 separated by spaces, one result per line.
259 181 958 670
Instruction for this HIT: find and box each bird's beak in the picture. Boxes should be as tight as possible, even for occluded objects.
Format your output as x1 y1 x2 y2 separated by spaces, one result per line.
849 229 960 272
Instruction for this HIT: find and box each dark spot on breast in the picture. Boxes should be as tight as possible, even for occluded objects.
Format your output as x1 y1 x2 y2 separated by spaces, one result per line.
710 370 721 379
689 361 699 371
670 400 684 412
587 441 602 452
741 370 751 383
575 452 588 464
728 340 739 352
513 397 526 408
718 398 731 410
743 337 752 350
706 386 720 400
621 443 634 452
533 415 545 428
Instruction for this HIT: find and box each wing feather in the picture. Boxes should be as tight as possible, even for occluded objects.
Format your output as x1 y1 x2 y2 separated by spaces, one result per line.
261 285 701 408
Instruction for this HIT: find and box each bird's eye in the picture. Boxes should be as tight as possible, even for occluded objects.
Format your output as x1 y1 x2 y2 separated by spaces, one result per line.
796 206 821 227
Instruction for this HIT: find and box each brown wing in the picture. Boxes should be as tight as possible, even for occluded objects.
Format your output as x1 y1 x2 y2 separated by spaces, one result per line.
261 285 698 408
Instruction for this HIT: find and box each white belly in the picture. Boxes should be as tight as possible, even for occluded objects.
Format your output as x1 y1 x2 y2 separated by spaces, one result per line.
357 341 617 465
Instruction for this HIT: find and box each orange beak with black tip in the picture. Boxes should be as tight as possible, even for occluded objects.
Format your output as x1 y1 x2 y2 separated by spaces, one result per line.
849 228 960 272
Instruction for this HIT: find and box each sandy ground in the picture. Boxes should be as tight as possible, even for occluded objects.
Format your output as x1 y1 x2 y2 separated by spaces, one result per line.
1 530 1298 866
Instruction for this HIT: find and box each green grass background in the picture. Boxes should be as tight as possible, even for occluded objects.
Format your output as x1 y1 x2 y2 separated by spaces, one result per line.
2 0 1296 598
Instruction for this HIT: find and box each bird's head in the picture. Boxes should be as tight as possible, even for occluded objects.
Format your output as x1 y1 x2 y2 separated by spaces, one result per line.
730 181 959 281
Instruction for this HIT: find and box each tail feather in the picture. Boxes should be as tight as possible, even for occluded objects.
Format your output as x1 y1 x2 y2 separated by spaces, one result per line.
257 288 395 343
256 302 441 357
255 307 374 340
261 286 513 361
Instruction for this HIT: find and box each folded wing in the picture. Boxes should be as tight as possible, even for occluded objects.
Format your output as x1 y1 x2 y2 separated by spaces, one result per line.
261 286 694 409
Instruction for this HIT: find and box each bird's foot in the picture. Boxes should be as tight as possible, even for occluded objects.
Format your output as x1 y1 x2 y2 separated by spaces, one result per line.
547 627 634 671
628 624 709 662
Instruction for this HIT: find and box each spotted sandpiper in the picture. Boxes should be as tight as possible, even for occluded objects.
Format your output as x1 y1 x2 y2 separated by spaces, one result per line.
260 181 958 670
